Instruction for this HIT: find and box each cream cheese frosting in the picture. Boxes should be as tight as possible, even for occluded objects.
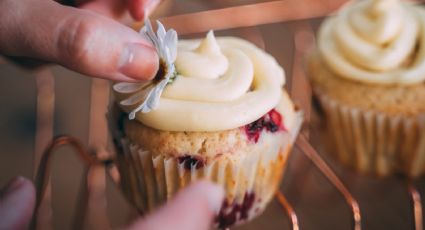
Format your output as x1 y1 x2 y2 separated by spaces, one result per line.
318 0 425 85
114 31 295 132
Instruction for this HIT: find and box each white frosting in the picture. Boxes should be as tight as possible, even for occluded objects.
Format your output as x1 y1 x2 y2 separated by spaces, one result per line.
175 31 229 79
318 0 425 85
115 32 295 132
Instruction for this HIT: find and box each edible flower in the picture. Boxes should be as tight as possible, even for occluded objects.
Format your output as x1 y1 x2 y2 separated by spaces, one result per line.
113 18 178 119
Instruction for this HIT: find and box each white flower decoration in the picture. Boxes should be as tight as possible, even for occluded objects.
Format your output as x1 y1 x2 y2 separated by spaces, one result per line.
113 18 178 120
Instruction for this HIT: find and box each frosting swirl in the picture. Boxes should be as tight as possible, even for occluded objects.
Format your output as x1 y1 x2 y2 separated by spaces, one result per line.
318 0 425 85
114 32 292 132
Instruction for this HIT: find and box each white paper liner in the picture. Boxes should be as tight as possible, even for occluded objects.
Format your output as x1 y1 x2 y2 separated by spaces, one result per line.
317 93 425 177
113 112 303 228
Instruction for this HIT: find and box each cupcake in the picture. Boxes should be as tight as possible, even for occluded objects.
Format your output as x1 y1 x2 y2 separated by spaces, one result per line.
307 0 425 177
110 20 302 229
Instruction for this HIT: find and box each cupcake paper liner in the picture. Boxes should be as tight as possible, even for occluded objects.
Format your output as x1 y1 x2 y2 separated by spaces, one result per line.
112 112 303 228
317 92 425 177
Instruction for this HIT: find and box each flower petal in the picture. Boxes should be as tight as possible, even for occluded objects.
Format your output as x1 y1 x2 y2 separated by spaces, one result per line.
164 47 172 64
139 27 152 43
128 100 146 120
145 92 158 111
128 87 156 118
120 85 153 106
156 21 166 42
165 30 178 62
113 82 148 94
158 44 167 61
148 80 167 109
166 64 175 82
144 19 159 49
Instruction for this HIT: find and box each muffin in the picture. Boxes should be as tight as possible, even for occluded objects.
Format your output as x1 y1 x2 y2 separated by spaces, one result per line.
307 0 425 177
111 28 302 229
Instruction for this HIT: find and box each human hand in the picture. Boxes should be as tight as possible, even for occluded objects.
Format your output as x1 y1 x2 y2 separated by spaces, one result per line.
73 0 161 22
0 0 160 82
126 181 224 230
0 177 224 230
0 177 35 230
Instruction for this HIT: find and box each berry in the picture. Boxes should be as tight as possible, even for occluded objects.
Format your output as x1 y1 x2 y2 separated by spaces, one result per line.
244 109 286 143
178 155 205 170
215 192 256 229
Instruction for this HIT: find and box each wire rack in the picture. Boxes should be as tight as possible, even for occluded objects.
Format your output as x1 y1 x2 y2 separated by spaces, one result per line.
9 0 423 229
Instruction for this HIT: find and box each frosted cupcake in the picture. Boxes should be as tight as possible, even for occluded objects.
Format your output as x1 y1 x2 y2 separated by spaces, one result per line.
111 21 302 228
307 0 425 177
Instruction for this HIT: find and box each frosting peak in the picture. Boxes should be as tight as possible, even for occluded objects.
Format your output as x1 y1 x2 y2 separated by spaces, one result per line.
195 31 222 55
175 31 228 79
318 0 425 85
358 0 402 45
369 0 398 13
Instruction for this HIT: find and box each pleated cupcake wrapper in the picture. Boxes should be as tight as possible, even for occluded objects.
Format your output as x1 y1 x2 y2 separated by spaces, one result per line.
114 112 303 226
317 93 425 177
116 135 290 222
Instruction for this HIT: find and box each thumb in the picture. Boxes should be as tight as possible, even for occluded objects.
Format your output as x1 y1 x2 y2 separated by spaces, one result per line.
127 181 224 230
0 0 158 82
0 177 36 230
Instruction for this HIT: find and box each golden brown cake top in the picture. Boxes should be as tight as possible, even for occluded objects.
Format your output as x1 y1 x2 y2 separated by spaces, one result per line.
308 52 425 116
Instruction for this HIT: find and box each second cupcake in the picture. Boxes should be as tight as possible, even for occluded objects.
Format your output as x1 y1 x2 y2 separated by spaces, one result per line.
307 0 425 177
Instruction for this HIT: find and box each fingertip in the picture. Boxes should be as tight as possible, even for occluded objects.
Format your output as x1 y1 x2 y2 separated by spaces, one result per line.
0 176 35 230
186 181 225 213
128 181 225 230
128 0 161 20
128 0 146 21
20 177 36 203
1 176 36 200
18 178 36 216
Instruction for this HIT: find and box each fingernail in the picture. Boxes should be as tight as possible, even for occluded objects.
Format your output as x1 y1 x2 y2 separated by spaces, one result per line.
119 43 159 80
202 182 225 213
1 176 25 197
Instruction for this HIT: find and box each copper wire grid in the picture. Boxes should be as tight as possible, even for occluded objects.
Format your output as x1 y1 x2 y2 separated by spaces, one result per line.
26 0 425 229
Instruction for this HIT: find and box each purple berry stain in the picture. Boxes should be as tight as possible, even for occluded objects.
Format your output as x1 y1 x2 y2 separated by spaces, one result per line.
244 109 286 143
216 192 256 229
178 155 205 170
